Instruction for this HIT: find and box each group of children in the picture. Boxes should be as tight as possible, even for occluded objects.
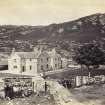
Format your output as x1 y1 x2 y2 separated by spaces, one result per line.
4 82 49 100
4 84 33 100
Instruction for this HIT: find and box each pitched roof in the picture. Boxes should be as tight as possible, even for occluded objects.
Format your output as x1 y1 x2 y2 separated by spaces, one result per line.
47 52 61 58
15 52 41 59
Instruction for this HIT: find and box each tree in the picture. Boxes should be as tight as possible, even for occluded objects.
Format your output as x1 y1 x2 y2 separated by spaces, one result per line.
73 42 105 78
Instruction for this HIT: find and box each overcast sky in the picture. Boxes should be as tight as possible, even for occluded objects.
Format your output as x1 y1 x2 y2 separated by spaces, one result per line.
0 0 105 25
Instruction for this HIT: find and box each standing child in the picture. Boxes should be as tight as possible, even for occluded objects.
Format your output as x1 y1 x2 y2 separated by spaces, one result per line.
45 82 48 95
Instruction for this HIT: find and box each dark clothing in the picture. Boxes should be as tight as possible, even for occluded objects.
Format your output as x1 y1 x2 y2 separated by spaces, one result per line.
10 86 13 99
66 80 71 89
4 86 13 99
45 82 48 94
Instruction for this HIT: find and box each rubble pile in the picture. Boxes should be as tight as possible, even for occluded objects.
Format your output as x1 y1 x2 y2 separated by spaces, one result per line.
47 80 82 105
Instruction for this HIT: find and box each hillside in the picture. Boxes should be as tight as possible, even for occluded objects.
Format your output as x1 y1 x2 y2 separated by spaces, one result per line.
0 13 105 52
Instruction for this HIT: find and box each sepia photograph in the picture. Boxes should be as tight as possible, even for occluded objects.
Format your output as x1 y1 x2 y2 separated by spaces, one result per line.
0 0 105 105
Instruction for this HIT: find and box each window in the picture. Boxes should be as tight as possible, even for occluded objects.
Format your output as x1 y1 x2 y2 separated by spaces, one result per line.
30 66 32 70
30 58 32 61
41 65 44 70
47 58 49 61
55 64 57 68
46 64 49 68
22 66 25 72
14 66 17 69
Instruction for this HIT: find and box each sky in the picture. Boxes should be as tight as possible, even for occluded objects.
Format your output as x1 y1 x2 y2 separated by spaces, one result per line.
0 0 105 25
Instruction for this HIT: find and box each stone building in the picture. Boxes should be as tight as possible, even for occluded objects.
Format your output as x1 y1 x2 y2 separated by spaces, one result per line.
8 48 51 75
8 46 65 76
47 48 62 71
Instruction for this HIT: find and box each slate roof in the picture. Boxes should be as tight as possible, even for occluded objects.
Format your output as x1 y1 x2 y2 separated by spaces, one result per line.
47 52 61 58
15 52 41 59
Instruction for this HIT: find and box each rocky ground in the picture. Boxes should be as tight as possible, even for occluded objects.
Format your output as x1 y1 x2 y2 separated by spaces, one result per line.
0 92 56 105
70 84 105 105
1 83 105 105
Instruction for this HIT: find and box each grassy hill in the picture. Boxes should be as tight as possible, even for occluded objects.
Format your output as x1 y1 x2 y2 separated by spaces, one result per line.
0 13 105 51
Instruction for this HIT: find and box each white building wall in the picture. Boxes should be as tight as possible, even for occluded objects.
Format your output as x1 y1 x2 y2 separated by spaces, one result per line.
8 48 63 75
75 76 82 87
82 76 89 85
50 57 54 70
22 59 38 75
47 48 62 71
8 53 38 75
51 55 62 71
8 54 21 74
61 58 68 69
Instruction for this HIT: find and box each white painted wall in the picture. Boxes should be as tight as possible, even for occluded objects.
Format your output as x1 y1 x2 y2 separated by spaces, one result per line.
8 48 63 75
50 54 62 71
8 53 21 74
61 58 68 69
75 76 82 87
22 59 38 75
8 53 38 75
